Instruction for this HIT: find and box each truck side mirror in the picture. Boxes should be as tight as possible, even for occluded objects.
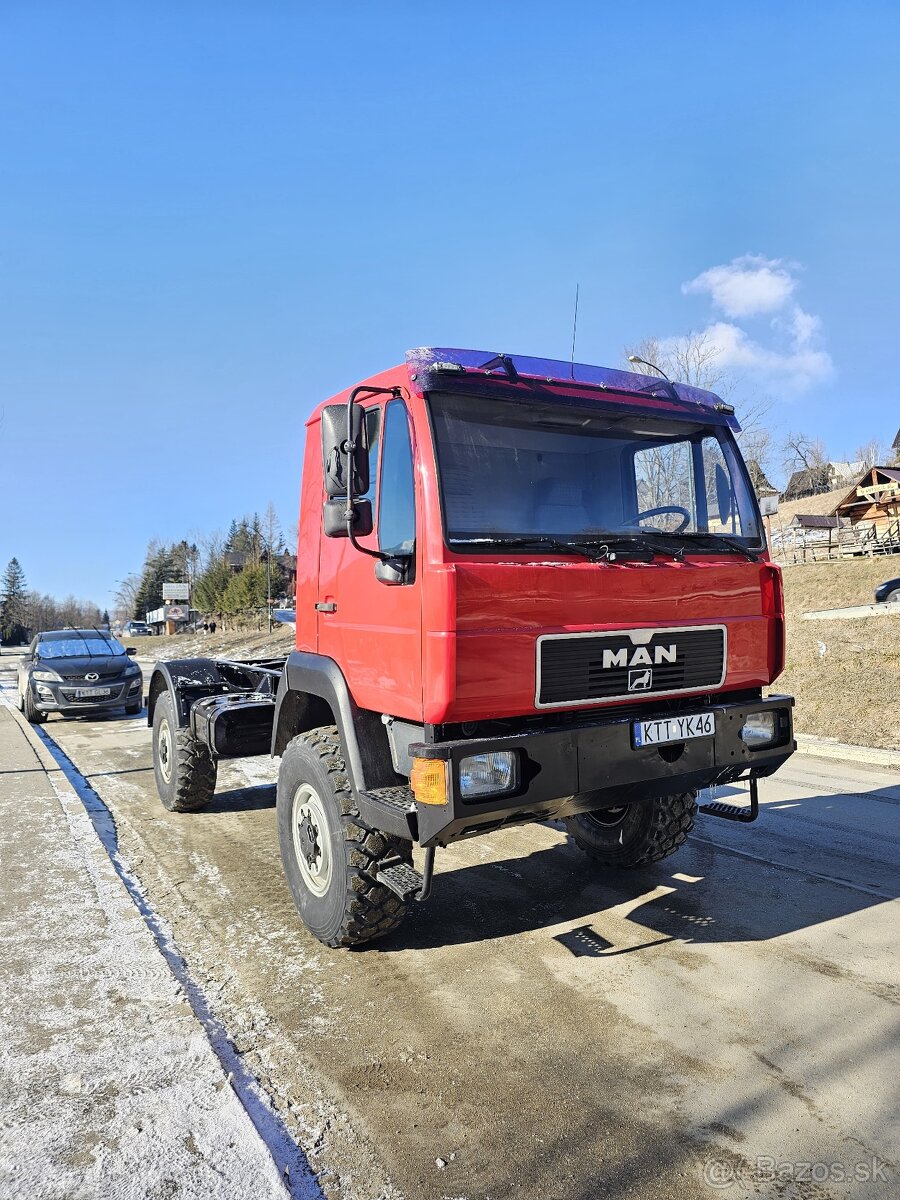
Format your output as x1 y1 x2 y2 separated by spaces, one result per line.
321 403 369 498
323 498 373 539
375 557 410 586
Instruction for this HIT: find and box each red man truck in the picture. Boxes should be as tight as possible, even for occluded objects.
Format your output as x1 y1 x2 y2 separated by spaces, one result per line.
148 347 795 947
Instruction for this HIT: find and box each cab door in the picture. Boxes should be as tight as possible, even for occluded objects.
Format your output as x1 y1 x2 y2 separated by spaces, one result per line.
316 398 423 720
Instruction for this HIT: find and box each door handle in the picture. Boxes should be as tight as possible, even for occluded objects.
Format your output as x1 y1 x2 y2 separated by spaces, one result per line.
315 602 337 613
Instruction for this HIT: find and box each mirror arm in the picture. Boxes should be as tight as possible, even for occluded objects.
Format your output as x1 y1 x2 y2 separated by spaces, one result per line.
343 384 403 563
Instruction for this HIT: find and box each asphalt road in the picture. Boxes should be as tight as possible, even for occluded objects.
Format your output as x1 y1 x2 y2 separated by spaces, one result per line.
4 648 898 1200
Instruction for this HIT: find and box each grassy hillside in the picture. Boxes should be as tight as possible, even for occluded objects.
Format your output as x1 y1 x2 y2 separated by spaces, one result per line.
131 623 295 663
776 559 900 749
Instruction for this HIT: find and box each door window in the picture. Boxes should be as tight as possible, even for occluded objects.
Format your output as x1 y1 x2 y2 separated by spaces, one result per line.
360 407 381 505
378 400 416 555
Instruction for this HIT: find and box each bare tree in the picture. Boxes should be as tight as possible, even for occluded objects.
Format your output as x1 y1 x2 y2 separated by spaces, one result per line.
853 439 888 471
782 431 828 475
113 573 141 622
260 502 285 629
624 332 775 476
625 332 731 395
261 502 283 557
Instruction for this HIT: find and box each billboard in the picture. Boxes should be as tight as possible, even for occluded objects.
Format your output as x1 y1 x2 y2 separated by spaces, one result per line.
163 582 190 601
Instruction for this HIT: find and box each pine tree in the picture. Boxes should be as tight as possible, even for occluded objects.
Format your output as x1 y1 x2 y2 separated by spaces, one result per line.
0 558 29 644
132 543 179 618
194 558 232 611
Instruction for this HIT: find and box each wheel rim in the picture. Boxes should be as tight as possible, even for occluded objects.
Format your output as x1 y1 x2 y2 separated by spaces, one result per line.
291 783 333 898
585 805 630 829
157 718 173 784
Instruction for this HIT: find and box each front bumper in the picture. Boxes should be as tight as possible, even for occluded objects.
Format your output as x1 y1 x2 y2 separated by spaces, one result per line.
412 693 795 847
30 675 143 713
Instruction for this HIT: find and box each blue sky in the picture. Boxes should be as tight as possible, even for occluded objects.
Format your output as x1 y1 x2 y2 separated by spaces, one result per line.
2 2 899 608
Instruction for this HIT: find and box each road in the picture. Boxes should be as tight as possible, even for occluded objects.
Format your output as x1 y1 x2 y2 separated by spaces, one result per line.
3 647 898 1200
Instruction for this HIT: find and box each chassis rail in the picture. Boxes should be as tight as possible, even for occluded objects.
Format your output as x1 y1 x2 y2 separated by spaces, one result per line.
148 656 286 760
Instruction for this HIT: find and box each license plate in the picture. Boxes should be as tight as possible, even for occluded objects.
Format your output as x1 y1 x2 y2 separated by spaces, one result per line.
75 687 111 699
633 711 715 747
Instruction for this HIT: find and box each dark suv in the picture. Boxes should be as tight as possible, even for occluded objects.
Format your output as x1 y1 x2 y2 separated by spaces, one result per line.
17 629 144 723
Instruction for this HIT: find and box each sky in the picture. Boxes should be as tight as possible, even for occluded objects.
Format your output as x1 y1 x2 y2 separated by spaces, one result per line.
2 1 899 609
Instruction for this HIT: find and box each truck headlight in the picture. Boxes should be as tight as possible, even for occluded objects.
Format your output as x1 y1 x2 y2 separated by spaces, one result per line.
459 751 518 799
740 711 778 747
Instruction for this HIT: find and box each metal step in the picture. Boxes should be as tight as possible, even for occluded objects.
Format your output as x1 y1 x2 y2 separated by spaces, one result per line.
367 785 415 813
358 787 416 840
376 860 424 902
698 779 759 823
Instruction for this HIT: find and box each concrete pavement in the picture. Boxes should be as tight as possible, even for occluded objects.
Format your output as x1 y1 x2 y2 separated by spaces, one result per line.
0 694 298 1199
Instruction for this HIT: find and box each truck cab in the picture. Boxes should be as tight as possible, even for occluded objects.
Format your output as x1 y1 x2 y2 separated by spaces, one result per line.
149 347 794 948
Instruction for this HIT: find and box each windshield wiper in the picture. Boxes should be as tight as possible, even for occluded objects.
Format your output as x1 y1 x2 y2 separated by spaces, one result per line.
674 532 761 561
581 534 670 561
449 535 611 562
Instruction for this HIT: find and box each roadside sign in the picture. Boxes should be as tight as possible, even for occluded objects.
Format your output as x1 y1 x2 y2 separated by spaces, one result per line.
163 583 190 601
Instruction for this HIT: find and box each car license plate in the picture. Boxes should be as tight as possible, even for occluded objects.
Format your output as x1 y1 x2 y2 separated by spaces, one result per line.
633 711 715 747
75 686 111 699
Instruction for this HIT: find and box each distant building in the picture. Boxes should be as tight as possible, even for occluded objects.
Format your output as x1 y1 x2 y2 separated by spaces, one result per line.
788 514 840 533
746 459 778 499
225 551 250 572
782 460 864 502
831 465 900 538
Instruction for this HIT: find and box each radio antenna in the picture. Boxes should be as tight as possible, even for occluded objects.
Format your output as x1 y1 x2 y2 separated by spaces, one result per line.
569 283 580 379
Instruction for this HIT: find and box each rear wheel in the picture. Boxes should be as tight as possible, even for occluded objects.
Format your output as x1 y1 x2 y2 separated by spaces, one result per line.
277 726 410 948
152 691 217 812
23 684 46 725
565 792 696 868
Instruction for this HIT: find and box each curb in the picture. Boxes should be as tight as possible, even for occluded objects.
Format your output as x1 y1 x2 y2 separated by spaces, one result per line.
794 733 900 770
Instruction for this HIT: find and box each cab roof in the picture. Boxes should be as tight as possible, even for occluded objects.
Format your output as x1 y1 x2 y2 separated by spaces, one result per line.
309 346 739 430
406 347 737 426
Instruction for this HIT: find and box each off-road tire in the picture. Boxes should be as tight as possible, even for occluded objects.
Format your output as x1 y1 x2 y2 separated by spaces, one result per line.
152 691 217 812
23 685 47 725
277 726 410 948
125 699 142 716
565 792 696 868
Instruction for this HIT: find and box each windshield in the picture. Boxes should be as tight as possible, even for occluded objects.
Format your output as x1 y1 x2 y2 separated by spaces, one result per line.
428 391 763 550
37 634 126 659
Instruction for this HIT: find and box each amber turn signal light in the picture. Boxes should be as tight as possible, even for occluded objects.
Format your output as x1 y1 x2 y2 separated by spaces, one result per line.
410 757 448 806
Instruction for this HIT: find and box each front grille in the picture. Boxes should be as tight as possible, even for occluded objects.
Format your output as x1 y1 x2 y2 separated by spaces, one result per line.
537 626 726 707
60 672 121 682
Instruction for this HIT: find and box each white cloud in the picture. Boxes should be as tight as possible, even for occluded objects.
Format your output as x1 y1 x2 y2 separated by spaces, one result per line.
676 254 832 394
682 254 796 318
697 318 832 393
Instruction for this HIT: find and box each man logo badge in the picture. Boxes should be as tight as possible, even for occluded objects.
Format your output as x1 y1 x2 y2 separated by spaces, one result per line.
628 668 652 692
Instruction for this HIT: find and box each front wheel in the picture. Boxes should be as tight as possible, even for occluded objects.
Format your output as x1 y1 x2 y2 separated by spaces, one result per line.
277 727 410 948
23 685 47 725
565 792 697 868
